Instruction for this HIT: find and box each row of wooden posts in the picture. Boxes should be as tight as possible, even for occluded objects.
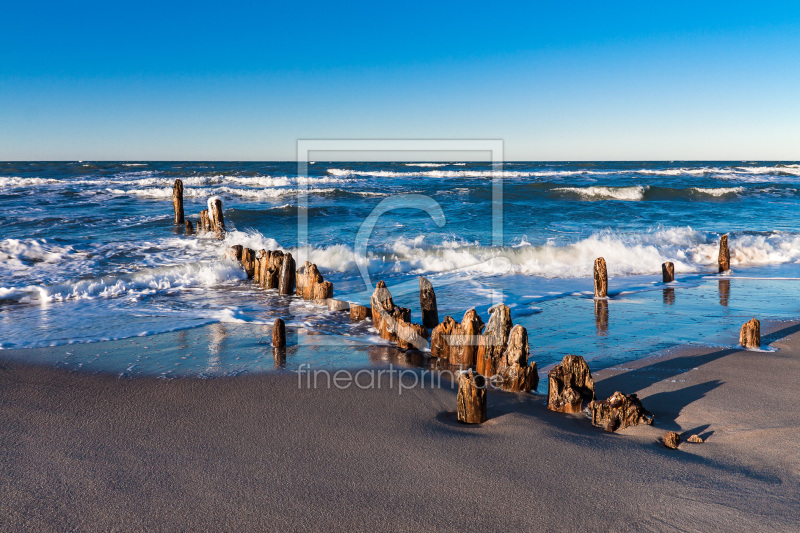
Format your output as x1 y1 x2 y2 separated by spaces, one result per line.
171 179 761 431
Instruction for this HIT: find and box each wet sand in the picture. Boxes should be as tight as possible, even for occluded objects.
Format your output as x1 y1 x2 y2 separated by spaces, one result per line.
2 327 800 531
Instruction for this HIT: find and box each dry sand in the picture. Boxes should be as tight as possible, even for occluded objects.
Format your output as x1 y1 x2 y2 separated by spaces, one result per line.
2 326 800 531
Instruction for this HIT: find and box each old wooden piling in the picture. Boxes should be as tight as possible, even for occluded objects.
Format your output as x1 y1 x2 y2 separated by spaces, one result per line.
278 252 295 295
739 318 760 348
185 220 194 236
457 370 487 424
594 257 608 298
172 179 184 225
208 197 226 239
419 276 439 329
662 262 674 283
718 234 730 272
272 318 286 347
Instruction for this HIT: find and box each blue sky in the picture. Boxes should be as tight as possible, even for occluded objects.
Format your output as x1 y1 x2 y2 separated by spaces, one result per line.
1 1 799 160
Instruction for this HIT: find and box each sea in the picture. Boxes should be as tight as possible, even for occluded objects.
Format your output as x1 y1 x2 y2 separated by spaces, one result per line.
2 161 800 377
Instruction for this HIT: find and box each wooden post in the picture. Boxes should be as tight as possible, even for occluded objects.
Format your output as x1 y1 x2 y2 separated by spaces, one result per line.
172 179 184 225
419 276 439 329
663 432 681 449
350 303 369 321
185 220 194 236
547 354 595 413
718 234 730 272
476 303 512 377
241 248 257 278
278 252 295 295
449 309 484 367
594 257 608 298
589 391 653 432
495 324 538 392
200 210 210 233
272 318 286 347
457 370 487 424
254 250 266 285
739 318 760 348
208 197 226 239
662 262 674 283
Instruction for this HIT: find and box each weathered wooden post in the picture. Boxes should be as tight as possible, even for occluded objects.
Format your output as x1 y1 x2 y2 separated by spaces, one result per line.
208 197 226 239
457 370 487 424
663 431 681 449
589 391 653 432
594 257 608 298
185 220 194 236
172 179 184 225
254 250 266 285
448 309 484 367
476 304 512 377
547 354 595 413
718 234 730 272
200 210 210 233
350 303 370 321
494 324 538 392
241 248 257 279
419 276 439 329
662 262 674 283
272 318 286 347
430 316 456 362
739 318 760 348
278 252 295 295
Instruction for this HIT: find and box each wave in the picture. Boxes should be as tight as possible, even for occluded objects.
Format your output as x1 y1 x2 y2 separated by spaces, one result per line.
689 187 744 197
273 227 800 279
0 176 61 188
0 261 247 303
552 186 648 201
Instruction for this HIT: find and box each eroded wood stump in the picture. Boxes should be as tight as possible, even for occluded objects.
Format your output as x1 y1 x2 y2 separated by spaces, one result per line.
589 391 653 432
718 234 730 272
739 318 760 348
241 248 257 279
261 250 284 290
296 261 323 299
664 431 681 449
225 245 243 263
350 303 369 321
185 220 194 235
476 303 512 377
687 434 704 443
448 309 484 367
419 276 439 329
594 257 608 298
172 179 185 225
200 209 210 233
430 315 456 361
371 281 402 342
662 262 674 283
253 250 267 284
494 325 538 392
208 196 226 239
457 370 487 424
396 320 429 350
547 354 595 413
278 252 295 295
272 318 286 347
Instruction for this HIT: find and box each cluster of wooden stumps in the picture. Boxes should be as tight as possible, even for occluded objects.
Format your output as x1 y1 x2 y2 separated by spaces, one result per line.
593 234 761 349
171 185 762 435
173 179 226 238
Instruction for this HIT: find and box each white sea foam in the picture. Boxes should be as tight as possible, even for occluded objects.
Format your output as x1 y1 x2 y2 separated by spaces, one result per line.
690 187 744 196
273 227 800 279
552 186 648 201
0 176 61 188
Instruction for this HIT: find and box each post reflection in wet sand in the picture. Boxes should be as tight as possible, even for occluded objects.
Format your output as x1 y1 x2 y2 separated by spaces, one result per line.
594 299 609 336
662 288 675 305
719 279 730 307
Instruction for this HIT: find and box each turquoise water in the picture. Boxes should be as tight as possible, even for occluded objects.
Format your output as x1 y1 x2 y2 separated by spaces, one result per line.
1 161 799 375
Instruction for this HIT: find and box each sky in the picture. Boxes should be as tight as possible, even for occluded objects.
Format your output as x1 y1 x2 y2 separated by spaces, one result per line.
1 1 799 161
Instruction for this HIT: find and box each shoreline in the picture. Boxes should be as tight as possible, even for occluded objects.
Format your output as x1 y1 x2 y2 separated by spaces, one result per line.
2 324 800 528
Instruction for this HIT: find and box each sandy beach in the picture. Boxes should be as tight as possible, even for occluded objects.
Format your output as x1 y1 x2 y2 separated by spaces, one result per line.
2 325 799 531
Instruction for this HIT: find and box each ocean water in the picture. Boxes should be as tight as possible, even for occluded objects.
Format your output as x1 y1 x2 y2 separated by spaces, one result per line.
2 160 800 377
